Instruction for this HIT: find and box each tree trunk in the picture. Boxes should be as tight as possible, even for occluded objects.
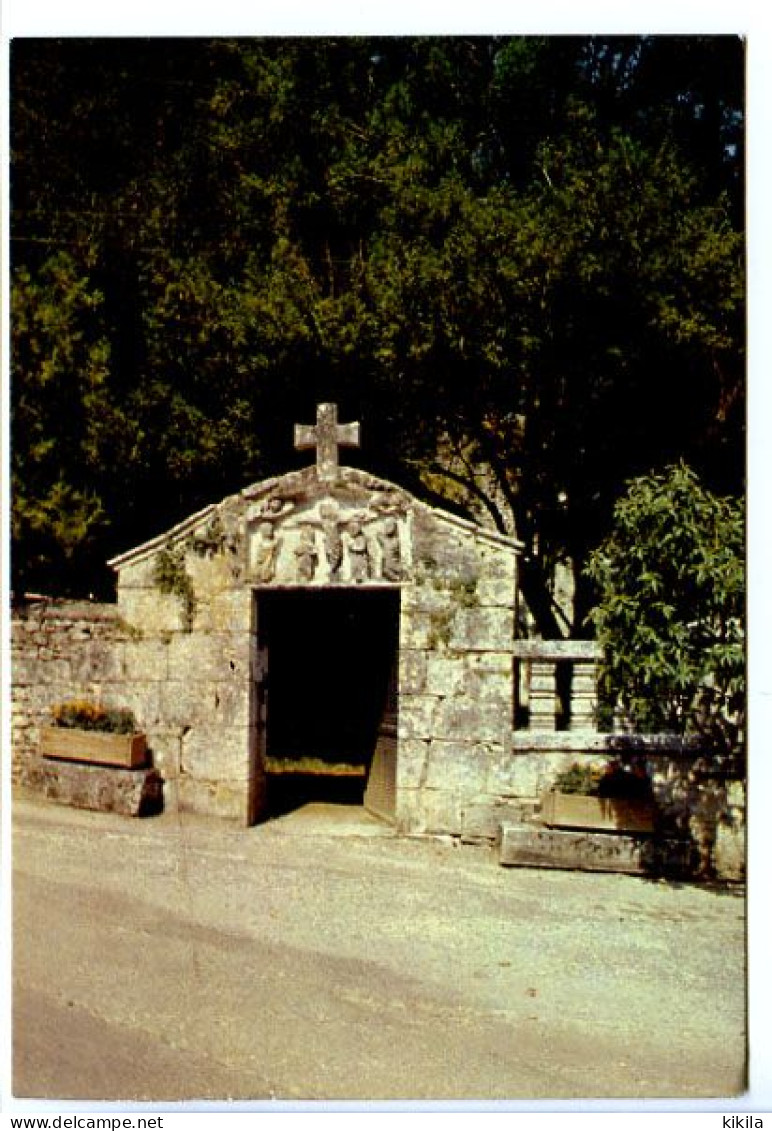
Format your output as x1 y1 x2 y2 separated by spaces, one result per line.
517 555 568 640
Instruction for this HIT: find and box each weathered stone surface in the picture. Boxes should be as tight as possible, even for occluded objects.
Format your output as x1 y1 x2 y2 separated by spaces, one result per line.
399 610 446 650
113 683 164 731
10 601 136 782
401 582 455 616
398 650 427 695
512 640 601 660
22 758 163 817
117 588 183 633
114 556 157 589
474 575 517 607
145 728 183 778
424 656 467 697
478 542 518 579
155 679 213 728
165 632 249 685
449 607 514 651
510 732 704 754
186 549 237 593
396 787 464 835
197 590 254 634
176 776 253 824
569 663 598 732
397 695 440 740
715 817 745 882
70 642 127 683
464 670 512 709
120 639 170 682
179 724 252 780
465 652 513 675
434 698 510 745
487 750 581 798
422 741 489 792
12 656 71 686
294 401 361 483
461 797 531 841
499 823 695 878
210 681 251 728
395 738 431 788
154 678 250 732
528 660 558 731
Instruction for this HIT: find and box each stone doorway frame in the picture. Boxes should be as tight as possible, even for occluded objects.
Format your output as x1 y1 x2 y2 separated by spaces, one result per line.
249 585 402 824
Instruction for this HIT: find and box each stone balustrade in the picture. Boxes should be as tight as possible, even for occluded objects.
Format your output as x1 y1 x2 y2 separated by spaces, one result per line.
512 639 602 733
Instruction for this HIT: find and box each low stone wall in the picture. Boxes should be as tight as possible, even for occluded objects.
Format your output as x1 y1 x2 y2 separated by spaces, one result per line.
11 594 259 824
397 730 744 881
503 733 745 882
11 598 745 880
11 599 134 785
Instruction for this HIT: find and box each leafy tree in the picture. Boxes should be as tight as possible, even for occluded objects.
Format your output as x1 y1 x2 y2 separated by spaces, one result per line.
10 251 123 594
10 37 745 618
585 463 745 765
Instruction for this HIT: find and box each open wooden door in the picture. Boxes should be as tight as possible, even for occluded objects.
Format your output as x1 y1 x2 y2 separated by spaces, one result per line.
364 651 399 823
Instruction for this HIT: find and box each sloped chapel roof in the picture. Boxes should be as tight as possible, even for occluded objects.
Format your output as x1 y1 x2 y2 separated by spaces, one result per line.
107 464 522 572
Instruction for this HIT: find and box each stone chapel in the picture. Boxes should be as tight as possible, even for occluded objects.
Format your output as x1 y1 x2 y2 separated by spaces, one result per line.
107 404 522 831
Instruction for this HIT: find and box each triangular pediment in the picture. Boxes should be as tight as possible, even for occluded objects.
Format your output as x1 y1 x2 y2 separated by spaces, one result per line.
108 465 520 586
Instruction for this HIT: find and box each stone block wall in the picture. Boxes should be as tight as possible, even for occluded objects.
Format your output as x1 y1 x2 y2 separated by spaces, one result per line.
395 508 519 835
115 550 261 824
11 589 262 825
11 600 134 785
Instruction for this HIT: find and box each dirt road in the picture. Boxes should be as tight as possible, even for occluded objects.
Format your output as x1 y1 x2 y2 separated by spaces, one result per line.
12 797 746 1103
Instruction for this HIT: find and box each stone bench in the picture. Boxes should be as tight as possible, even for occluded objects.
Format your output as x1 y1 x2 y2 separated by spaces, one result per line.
23 757 163 817
499 822 695 878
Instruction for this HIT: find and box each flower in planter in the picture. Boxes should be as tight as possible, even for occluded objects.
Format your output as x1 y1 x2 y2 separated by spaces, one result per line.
551 762 603 795
552 757 653 799
50 700 138 735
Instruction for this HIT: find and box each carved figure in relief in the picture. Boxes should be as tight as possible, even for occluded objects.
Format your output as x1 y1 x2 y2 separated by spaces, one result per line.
377 517 403 581
370 488 408 517
319 502 343 578
260 496 294 521
348 520 371 582
252 521 282 583
294 526 319 582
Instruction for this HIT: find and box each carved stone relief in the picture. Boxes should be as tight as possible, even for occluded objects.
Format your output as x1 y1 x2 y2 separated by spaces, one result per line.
251 521 282 583
377 517 404 582
245 485 411 586
293 526 319 582
347 519 371 582
319 502 344 578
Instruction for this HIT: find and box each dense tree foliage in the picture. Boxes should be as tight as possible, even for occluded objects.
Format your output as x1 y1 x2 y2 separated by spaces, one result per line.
11 37 745 624
586 463 744 763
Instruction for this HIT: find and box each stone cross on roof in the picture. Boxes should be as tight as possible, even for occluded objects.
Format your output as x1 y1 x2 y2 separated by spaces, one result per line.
294 403 361 484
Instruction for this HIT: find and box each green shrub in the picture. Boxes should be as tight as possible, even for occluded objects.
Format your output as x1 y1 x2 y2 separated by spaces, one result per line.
551 762 602 795
586 463 744 767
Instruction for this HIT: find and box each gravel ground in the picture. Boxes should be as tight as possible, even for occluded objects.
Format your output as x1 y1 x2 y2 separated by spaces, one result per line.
12 797 747 1104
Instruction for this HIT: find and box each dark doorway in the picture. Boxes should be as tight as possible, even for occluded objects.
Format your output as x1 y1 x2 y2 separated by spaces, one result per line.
254 589 400 818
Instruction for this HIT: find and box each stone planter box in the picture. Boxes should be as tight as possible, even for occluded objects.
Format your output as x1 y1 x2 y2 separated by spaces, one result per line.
539 791 658 834
40 726 148 769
